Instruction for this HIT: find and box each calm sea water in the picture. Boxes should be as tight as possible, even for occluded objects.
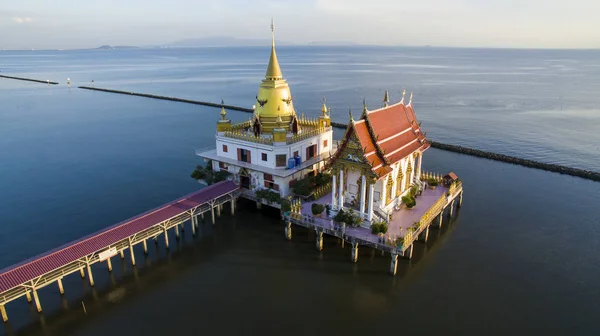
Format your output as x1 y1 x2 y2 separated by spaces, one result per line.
0 46 599 335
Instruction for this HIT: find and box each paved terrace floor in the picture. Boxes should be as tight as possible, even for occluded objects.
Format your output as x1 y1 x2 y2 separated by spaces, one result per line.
300 186 449 244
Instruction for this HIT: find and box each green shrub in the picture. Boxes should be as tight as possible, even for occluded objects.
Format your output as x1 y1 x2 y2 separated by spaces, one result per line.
190 167 206 180
255 189 281 204
427 178 438 186
402 195 416 209
311 203 325 215
281 199 291 212
371 223 380 234
379 223 388 234
314 172 332 187
334 209 347 223
409 185 418 197
292 178 312 196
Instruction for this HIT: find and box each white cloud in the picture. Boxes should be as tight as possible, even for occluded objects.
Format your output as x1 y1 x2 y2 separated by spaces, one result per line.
12 17 33 24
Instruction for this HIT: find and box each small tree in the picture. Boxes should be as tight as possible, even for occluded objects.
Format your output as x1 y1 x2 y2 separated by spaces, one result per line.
281 199 291 212
402 195 416 209
334 209 346 223
379 223 388 234
427 178 438 187
371 223 381 234
292 178 312 196
311 203 325 216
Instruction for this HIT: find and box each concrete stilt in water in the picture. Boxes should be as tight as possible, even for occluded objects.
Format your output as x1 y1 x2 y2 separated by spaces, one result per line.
217 204 221 217
154 236 159 244
163 227 169 249
32 289 42 313
341 238 344 248
437 213 443 229
57 278 64 295
389 252 399 276
86 264 94 286
448 200 455 218
106 257 113 272
316 230 323 251
129 239 136 266
402 244 413 259
350 242 359 263
26 291 32 303
418 226 430 242
256 201 262 209
80 268 85 278
191 217 197 235
143 239 148 254
201 213 205 222
231 198 236 215
457 192 463 208
1 305 7 323
211 206 216 225
175 225 180 239
119 250 125 259
285 221 292 240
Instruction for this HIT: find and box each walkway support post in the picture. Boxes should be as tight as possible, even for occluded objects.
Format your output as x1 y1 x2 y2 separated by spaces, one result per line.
458 192 463 208
285 221 292 240
448 200 455 218
418 226 429 243
143 239 148 254
231 197 236 215
175 224 180 240
217 204 221 217
437 213 443 229
107 257 113 272
80 268 85 278
191 216 197 235
129 238 136 266
351 242 359 263
86 264 94 286
32 289 42 313
1 305 7 323
403 244 413 259
163 227 169 249
57 278 64 295
390 252 399 276
211 205 216 225
316 230 323 251
120 250 125 259
26 291 32 303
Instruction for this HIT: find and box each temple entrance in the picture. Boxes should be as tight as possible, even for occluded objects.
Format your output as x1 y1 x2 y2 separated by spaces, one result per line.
239 168 251 189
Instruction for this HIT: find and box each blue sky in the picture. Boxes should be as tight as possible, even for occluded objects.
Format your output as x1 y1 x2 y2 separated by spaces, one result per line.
1 0 598 49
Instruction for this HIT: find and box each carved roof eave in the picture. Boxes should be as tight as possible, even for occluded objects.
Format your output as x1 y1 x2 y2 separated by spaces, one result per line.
326 122 377 180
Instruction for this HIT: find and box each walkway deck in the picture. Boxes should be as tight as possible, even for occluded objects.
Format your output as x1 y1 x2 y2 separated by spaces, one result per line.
0 181 239 321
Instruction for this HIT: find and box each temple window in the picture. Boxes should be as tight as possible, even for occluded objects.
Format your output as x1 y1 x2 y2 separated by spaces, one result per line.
323 140 328 148
238 149 251 163
306 144 317 159
223 145 228 153
261 153 268 161
276 154 287 167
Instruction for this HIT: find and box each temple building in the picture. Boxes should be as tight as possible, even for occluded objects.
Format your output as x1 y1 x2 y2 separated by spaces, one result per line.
328 91 430 223
197 21 333 197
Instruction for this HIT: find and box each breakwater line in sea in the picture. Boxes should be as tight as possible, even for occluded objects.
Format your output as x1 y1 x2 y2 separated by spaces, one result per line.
79 86 599 182
430 142 600 182
78 86 254 112
0 74 59 85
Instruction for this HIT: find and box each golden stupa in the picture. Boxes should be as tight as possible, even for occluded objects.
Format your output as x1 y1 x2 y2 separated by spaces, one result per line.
253 19 298 133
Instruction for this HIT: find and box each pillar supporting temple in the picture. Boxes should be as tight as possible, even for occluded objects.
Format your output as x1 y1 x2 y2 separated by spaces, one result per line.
231 197 236 215
217 204 222 217
331 173 337 209
360 175 366 218
86 263 94 286
402 244 413 259
350 242 359 263
211 205 216 224
338 170 344 209
26 290 32 303
119 250 125 259
285 221 292 240
80 268 85 278
458 192 463 208
367 184 375 222
191 216 197 235
316 230 323 251
143 239 148 254
175 224 180 239
129 238 136 266
390 252 399 275
163 227 169 249
436 213 443 229
107 257 113 272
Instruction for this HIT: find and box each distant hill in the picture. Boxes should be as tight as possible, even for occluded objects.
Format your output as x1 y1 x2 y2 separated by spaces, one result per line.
163 36 294 48
95 45 138 50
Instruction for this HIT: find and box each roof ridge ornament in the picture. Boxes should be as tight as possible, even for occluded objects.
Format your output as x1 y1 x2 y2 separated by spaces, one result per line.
349 107 354 122
400 88 406 105
383 90 389 107
408 92 413 106
220 99 227 120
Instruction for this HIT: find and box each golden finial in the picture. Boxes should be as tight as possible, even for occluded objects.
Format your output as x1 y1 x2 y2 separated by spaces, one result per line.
265 18 283 80
383 90 389 107
321 96 328 116
349 107 354 122
362 98 368 114
401 88 406 104
409 92 413 105
220 99 227 120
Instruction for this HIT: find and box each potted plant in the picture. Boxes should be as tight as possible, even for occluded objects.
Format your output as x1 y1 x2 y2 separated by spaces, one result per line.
311 203 325 217
334 209 347 230
402 195 416 210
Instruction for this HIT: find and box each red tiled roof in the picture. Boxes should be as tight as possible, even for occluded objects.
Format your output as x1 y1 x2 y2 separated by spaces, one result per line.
350 101 429 177
0 181 238 293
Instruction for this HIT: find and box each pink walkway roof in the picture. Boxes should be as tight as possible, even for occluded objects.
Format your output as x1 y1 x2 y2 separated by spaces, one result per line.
0 181 238 293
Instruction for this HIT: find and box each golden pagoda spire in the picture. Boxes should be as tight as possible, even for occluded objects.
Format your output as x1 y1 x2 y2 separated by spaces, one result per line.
265 18 283 80
220 99 227 120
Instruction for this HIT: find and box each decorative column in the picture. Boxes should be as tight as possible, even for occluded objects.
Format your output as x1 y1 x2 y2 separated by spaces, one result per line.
331 173 337 209
389 252 399 275
338 170 344 209
367 184 375 222
360 175 366 218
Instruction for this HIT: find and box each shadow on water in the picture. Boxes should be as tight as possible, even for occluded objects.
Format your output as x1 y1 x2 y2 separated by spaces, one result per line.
3 200 461 336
